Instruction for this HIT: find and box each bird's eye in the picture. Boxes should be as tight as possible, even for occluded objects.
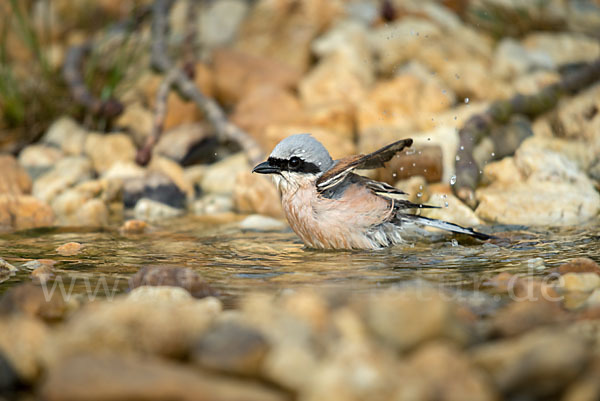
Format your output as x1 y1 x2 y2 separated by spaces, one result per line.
288 156 301 170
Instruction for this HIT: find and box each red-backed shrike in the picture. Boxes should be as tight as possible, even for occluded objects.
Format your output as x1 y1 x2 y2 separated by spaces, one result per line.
253 134 490 249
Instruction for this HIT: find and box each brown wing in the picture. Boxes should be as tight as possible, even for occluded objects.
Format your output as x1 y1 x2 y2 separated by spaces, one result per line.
317 138 413 191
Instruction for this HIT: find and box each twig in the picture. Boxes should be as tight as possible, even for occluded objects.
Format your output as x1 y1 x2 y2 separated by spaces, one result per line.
62 5 153 120
63 43 124 118
147 0 264 166
136 68 179 166
182 0 198 79
454 58 600 207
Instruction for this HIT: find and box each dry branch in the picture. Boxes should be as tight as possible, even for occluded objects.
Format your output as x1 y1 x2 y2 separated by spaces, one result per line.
63 43 124 119
454 58 600 207
147 0 264 166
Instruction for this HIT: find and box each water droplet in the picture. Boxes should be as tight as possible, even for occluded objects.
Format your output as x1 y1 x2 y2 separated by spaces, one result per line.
451 239 459 247
417 192 422 198
412 162 416 167
450 175 457 185
455 155 461 161
491 152 495 157
464 97 470 104
423 168 427 173
418 185 423 190
392 172 397 178
460 145 464 150
400 167 404 171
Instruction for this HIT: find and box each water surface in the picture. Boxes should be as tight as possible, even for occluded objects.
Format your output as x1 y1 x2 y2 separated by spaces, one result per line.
1 216 599 303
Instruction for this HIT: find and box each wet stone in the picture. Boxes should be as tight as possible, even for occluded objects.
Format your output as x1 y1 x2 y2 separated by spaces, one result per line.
129 266 218 299
559 273 600 293
0 154 32 195
123 173 187 210
0 283 68 322
41 353 289 401
363 287 472 352
0 352 20 392
0 315 49 383
134 198 185 221
56 242 83 256
119 219 149 235
192 321 269 376
557 258 600 275
472 328 590 398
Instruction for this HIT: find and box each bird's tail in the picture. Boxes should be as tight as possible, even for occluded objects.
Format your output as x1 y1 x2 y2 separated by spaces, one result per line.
398 214 493 241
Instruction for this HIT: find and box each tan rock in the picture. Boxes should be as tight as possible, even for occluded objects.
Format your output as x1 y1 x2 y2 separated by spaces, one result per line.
201 153 250 195
369 17 443 75
213 48 301 106
304 102 355 140
0 195 55 231
234 0 342 74
558 258 600 275
298 52 367 109
43 294 222 365
476 143 600 226
522 32 600 67
423 192 483 227
472 328 590 397
42 117 87 155
559 273 600 293
357 67 454 134
234 171 284 218
119 219 148 235
406 342 498 401
0 316 48 383
363 288 471 352
163 92 203 131
41 353 287 401
32 156 93 203
84 133 136 174
56 242 83 256
18 145 64 170
50 189 109 227
0 154 31 195
231 85 305 137
482 157 523 185
153 123 214 164
115 102 154 147
148 156 194 200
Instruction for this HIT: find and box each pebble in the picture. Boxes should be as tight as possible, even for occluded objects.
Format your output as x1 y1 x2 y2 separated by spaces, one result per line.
128 266 218 299
119 219 148 235
56 242 83 256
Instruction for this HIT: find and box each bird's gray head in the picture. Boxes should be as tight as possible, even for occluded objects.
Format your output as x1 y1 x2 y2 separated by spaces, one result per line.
252 134 334 176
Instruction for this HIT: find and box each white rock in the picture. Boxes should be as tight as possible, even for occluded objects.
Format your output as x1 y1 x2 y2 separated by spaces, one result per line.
192 194 234 215
239 214 287 231
32 156 93 202
134 198 184 221
42 117 87 155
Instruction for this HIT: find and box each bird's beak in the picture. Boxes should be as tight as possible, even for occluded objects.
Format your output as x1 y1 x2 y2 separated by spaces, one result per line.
252 160 280 174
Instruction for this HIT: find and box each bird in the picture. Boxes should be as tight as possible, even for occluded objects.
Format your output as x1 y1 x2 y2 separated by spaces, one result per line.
252 134 491 250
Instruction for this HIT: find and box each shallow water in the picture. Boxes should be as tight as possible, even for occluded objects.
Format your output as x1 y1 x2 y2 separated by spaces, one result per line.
1 215 599 304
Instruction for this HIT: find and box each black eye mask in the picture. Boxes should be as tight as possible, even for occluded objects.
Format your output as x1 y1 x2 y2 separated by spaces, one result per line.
267 157 321 174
